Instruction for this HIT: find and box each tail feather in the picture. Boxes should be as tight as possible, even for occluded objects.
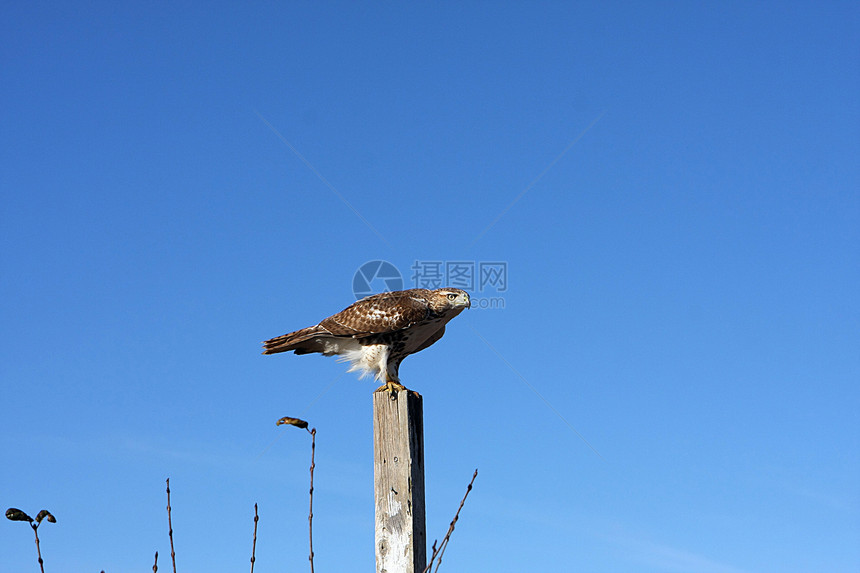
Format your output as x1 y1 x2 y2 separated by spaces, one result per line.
262 325 329 355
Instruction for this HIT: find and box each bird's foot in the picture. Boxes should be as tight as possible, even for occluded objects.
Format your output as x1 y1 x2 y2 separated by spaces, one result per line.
374 380 407 394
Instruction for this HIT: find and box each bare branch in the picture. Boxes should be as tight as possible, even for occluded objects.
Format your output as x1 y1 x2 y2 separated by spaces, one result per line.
278 416 317 573
250 504 258 573
308 428 317 573
34 526 45 573
166 478 177 573
423 469 478 573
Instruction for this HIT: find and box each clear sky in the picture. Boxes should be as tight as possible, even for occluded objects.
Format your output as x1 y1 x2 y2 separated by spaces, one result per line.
2 2 858 572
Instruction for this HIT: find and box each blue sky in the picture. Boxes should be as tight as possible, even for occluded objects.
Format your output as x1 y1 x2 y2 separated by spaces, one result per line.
2 2 858 571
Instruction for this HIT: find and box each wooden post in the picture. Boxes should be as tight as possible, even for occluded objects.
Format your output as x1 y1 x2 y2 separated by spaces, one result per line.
373 390 426 573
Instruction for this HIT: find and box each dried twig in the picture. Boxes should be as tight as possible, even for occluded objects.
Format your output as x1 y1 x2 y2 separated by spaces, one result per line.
276 416 317 573
427 540 438 570
422 469 478 573
33 524 45 573
5 508 55 573
308 428 316 573
152 550 158 573
250 504 259 573
277 416 309 429
166 479 177 573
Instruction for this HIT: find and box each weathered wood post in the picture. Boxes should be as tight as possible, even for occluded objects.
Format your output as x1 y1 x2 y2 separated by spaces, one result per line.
373 390 426 573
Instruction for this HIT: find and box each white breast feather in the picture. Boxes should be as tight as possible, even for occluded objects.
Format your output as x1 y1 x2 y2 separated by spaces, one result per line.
337 344 389 381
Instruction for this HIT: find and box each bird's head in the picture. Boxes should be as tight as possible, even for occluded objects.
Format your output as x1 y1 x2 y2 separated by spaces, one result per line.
430 288 471 313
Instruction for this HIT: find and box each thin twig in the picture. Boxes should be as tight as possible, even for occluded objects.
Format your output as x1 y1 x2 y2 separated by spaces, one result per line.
307 428 316 573
256 374 344 462
433 469 478 572
275 416 317 572
166 478 177 573
33 526 44 573
250 504 258 573
153 550 158 573
427 540 438 570
423 469 478 573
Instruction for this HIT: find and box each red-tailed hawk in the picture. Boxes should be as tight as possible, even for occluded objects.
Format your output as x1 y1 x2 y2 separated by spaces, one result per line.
262 288 470 392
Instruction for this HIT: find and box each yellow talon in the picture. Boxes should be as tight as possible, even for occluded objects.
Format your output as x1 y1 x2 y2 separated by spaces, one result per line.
374 379 407 393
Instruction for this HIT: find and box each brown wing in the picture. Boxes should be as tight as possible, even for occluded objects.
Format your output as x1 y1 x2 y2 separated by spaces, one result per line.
262 289 433 355
320 289 431 337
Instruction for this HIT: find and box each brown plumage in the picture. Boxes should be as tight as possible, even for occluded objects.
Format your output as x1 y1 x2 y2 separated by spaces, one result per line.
263 288 471 391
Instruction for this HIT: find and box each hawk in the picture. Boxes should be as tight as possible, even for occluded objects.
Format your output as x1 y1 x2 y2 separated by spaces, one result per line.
262 288 471 392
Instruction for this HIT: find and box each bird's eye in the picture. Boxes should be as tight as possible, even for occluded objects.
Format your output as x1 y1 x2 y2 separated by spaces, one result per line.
447 293 457 301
